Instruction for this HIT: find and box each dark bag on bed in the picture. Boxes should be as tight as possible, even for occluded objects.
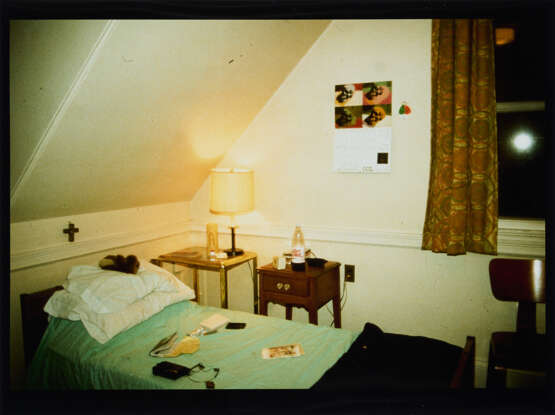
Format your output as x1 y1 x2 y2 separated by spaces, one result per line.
312 322 465 390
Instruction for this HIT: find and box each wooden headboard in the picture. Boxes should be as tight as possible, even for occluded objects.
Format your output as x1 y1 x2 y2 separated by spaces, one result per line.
20 286 64 368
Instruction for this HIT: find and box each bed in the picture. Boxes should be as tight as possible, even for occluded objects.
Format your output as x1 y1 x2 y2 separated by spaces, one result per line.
22 261 475 390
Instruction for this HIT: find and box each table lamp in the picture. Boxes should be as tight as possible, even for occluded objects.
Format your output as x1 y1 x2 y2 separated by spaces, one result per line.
209 168 254 257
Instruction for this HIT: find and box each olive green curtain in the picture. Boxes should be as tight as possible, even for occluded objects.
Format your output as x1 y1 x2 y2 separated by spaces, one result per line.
422 19 498 255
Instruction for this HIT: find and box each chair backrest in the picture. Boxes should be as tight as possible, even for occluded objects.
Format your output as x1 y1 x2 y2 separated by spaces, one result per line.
489 258 545 333
20 286 63 368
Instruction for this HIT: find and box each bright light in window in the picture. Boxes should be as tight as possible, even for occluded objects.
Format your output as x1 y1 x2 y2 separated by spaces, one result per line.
512 132 534 152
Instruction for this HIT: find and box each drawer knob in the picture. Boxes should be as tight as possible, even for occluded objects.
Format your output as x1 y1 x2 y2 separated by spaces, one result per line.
284 283 290 291
276 282 283 290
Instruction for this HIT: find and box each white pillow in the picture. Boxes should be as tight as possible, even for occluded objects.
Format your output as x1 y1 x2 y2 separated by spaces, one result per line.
63 260 194 314
139 260 189 292
45 288 190 344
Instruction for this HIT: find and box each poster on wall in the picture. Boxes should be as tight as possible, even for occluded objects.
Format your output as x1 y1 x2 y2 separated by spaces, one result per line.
333 81 392 173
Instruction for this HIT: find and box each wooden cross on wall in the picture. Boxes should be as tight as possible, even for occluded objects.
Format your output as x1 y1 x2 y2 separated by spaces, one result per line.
63 222 79 242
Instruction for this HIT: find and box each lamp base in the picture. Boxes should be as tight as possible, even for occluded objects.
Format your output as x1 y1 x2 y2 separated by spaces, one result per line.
224 248 244 257
225 225 244 257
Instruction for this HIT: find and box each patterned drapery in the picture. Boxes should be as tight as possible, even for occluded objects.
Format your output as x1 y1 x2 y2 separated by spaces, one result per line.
422 19 498 255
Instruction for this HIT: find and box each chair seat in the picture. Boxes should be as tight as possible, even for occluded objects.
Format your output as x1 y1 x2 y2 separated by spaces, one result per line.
491 332 546 372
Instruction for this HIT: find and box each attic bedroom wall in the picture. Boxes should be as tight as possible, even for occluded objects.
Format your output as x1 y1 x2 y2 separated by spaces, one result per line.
9 20 108 193
9 19 330 389
9 19 545 390
9 19 331 222
189 19 545 388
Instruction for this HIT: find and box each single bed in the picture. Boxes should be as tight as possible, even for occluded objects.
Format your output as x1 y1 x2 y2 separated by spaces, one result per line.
22 262 475 390
27 298 355 389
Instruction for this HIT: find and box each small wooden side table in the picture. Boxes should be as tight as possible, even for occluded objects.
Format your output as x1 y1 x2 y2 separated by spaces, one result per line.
258 261 341 328
151 247 258 313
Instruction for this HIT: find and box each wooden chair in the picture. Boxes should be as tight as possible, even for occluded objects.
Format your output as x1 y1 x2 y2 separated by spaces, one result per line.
20 286 64 368
487 258 546 388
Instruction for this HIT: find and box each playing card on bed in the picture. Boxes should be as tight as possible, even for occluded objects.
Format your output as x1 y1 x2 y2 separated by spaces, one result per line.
261 343 304 359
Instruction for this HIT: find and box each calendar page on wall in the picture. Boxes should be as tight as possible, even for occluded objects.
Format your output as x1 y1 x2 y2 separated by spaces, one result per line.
333 81 392 173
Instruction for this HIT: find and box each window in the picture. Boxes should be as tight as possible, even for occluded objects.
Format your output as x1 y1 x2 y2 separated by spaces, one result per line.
494 16 546 219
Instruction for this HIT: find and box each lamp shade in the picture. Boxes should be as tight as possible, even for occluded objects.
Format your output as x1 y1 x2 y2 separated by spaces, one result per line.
209 168 254 215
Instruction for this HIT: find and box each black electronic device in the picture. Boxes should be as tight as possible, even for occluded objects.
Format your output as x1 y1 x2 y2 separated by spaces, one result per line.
153 361 191 380
226 322 246 329
306 257 327 268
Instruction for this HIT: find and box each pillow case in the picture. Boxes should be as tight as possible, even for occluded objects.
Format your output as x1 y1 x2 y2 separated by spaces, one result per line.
63 259 194 314
139 260 189 292
45 288 190 344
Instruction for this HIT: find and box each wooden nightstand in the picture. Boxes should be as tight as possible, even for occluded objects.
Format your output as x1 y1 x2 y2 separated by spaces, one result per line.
258 261 341 328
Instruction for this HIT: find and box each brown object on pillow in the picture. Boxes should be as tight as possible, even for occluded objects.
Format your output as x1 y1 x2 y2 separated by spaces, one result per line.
99 255 140 274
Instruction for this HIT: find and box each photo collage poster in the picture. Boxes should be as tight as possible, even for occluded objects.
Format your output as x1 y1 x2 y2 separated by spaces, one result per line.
333 81 392 173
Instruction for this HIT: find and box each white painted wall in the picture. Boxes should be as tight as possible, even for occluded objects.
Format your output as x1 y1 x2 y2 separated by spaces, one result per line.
10 19 330 223
9 20 109 192
189 19 546 388
192 19 433 232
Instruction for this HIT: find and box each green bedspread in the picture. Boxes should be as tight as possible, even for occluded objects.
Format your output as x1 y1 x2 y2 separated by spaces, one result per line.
27 300 356 389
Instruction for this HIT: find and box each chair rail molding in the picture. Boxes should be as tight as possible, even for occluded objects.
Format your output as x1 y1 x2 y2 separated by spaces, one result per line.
10 217 544 271
190 219 545 257
10 219 192 271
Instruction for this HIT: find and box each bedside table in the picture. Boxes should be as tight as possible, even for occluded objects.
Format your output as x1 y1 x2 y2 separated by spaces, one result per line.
258 261 341 328
152 247 258 313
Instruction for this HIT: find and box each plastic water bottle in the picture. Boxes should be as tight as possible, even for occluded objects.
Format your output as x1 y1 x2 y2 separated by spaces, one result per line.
291 225 306 271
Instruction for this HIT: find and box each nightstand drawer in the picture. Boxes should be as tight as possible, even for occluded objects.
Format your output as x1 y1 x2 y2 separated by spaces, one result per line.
262 274 308 296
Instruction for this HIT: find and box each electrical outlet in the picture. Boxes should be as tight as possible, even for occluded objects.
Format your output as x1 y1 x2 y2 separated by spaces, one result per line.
344 264 355 283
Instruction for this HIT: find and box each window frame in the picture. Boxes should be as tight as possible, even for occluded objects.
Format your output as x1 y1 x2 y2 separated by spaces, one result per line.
495 99 545 256
495 99 546 219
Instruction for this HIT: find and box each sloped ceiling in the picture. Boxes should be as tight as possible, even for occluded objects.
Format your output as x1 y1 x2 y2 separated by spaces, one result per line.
10 19 330 223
